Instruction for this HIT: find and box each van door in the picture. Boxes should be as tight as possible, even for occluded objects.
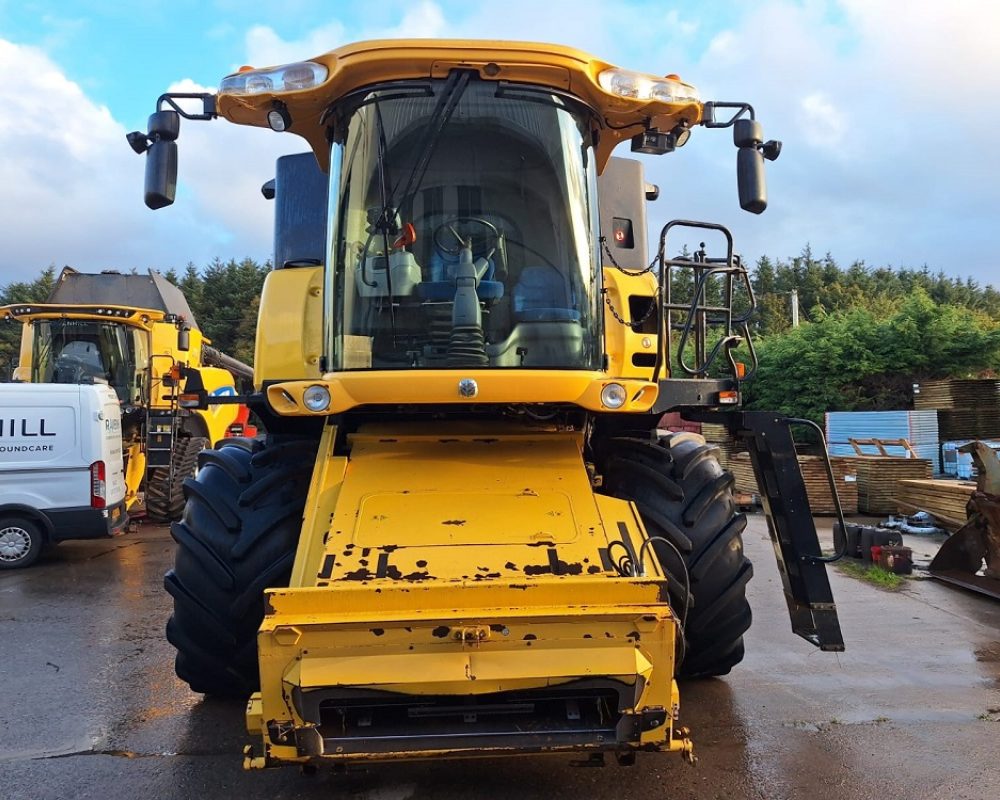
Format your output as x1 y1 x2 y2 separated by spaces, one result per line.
97 386 127 509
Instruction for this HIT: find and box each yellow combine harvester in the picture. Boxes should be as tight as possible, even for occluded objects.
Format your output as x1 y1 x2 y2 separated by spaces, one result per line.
130 40 844 768
0 268 253 520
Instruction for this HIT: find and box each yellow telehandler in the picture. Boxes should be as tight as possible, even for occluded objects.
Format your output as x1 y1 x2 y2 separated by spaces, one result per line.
0 268 253 520
129 40 844 769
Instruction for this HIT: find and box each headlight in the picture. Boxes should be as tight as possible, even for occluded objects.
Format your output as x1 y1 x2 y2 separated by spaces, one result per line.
598 68 699 103
302 384 331 412
600 383 628 409
220 61 328 96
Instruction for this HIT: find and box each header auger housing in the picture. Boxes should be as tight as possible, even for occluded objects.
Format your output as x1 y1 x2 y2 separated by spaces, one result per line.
132 39 843 771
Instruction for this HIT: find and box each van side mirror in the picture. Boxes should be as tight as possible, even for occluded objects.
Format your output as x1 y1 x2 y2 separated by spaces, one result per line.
177 327 191 352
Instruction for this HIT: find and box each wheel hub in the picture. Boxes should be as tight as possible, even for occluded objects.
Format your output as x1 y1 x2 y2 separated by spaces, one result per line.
0 526 32 562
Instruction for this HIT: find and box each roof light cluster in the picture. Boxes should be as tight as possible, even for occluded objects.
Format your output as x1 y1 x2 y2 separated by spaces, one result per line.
219 62 329 96
598 68 699 104
93 308 135 318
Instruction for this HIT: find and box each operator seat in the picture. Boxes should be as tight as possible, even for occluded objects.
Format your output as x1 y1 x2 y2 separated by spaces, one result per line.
416 248 504 304
486 265 584 367
511 266 579 322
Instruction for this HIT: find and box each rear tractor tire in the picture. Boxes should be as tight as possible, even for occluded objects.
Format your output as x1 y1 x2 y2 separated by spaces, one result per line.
164 437 316 697
596 432 753 677
145 435 209 522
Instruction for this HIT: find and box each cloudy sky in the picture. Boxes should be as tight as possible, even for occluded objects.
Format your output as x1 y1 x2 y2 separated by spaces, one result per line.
0 0 997 286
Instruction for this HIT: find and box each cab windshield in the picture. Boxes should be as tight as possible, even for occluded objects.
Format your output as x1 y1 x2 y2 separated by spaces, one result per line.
32 319 141 403
328 76 601 370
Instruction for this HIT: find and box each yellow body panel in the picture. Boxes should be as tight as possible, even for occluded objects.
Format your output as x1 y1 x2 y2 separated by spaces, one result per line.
253 266 323 389
123 441 145 510
248 422 689 766
195 366 241 443
266 371 658 416
217 39 703 174
602 267 663 380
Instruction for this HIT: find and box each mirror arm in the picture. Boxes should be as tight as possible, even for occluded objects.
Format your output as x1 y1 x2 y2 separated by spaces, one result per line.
702 101 755 129
156 92 217 121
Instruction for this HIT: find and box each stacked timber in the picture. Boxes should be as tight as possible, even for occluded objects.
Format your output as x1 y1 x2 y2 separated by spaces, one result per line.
849 456 932 514
701 423 729 442
936 409 1000 440
896 478 975 532
913 378 1000 440
913 379 1000 410
729 453 859 515
701 422 746 469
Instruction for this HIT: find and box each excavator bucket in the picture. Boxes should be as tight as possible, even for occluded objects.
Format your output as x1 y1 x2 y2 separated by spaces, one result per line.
928 442 1000 600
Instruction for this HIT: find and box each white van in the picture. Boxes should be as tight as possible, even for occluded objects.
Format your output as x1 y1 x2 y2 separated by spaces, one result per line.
0 383 128 568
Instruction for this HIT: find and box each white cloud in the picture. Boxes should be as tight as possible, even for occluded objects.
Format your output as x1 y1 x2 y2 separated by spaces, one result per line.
0 41 303 283
242 1 446 68
245 20 347 67
0 39 158 280
705 30 737 63
379 1 448 38
798 92 847 152
636 0 1000 279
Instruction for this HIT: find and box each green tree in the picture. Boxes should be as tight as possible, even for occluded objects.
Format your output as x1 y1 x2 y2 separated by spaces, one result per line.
744 287 1000 422
0 266 57 380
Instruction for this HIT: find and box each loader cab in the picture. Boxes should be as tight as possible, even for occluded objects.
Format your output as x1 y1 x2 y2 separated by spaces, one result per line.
326 76 602 371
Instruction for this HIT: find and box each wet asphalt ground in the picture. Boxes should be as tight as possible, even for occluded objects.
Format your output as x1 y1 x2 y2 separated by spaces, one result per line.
2 515 999 800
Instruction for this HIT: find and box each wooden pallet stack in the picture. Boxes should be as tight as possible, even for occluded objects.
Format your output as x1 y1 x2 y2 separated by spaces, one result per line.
895 479 975 532
913 378 1000 439
849 456 932 514
729 453 859 514
913 378 1000 409
702 422 746 469
936 409 1000 440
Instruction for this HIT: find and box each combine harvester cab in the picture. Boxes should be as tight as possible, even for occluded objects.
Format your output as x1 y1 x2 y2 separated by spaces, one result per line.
131 40 845 769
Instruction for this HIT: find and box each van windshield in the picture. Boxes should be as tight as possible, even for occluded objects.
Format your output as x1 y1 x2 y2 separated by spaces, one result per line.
33 320 138 402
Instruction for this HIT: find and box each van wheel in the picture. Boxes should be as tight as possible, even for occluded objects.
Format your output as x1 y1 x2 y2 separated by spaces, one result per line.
595 433 753 677
164 437 316 697
146 435 208 522
0 516 44 570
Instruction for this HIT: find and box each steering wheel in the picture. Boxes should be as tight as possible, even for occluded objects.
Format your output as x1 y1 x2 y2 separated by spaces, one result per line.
432 216 501 261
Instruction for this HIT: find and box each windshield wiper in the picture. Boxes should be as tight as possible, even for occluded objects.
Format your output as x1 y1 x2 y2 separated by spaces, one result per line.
394 70 471 206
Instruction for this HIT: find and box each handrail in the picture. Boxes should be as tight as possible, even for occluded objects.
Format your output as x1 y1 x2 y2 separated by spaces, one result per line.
652 220 757 384
783 417 848 564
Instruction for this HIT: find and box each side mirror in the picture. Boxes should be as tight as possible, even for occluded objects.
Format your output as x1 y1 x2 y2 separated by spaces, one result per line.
177 327 191 352
145 140 178 209
143 110 180 210
737 147 767 214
